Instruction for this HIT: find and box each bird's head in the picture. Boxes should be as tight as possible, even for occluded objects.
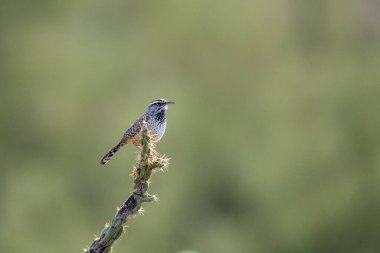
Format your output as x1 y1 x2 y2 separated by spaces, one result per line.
147 98 175 115
148 98 174 110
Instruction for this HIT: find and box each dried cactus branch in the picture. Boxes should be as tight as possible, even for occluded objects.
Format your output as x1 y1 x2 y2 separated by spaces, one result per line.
84 127 169 253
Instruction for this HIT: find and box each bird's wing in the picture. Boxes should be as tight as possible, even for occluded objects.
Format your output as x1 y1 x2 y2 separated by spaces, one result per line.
121 115 145 141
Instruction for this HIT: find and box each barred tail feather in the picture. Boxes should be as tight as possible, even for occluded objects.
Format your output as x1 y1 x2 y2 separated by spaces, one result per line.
100 143 123 165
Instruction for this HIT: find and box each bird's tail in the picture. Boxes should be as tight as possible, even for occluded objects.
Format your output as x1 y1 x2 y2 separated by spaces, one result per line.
100 142 123 165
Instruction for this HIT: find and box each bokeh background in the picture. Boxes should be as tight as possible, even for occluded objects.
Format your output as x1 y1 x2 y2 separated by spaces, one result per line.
1 1 380 253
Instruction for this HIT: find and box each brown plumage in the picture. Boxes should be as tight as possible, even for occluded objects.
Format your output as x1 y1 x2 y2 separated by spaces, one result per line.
100 99 174 165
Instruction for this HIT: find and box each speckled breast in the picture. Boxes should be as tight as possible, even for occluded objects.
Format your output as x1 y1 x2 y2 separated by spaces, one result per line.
148 120 166 141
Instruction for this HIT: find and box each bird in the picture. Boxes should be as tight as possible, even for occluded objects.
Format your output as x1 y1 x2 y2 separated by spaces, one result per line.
100 98 174 165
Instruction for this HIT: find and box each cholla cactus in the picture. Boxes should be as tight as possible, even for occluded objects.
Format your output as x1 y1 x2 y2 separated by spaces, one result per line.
84 127 169 253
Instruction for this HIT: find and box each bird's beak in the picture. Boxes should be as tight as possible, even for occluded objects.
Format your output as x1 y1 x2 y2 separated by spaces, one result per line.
165 101 175 105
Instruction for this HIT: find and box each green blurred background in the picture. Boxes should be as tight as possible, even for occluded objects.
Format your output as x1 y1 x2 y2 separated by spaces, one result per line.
1 1 380 253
